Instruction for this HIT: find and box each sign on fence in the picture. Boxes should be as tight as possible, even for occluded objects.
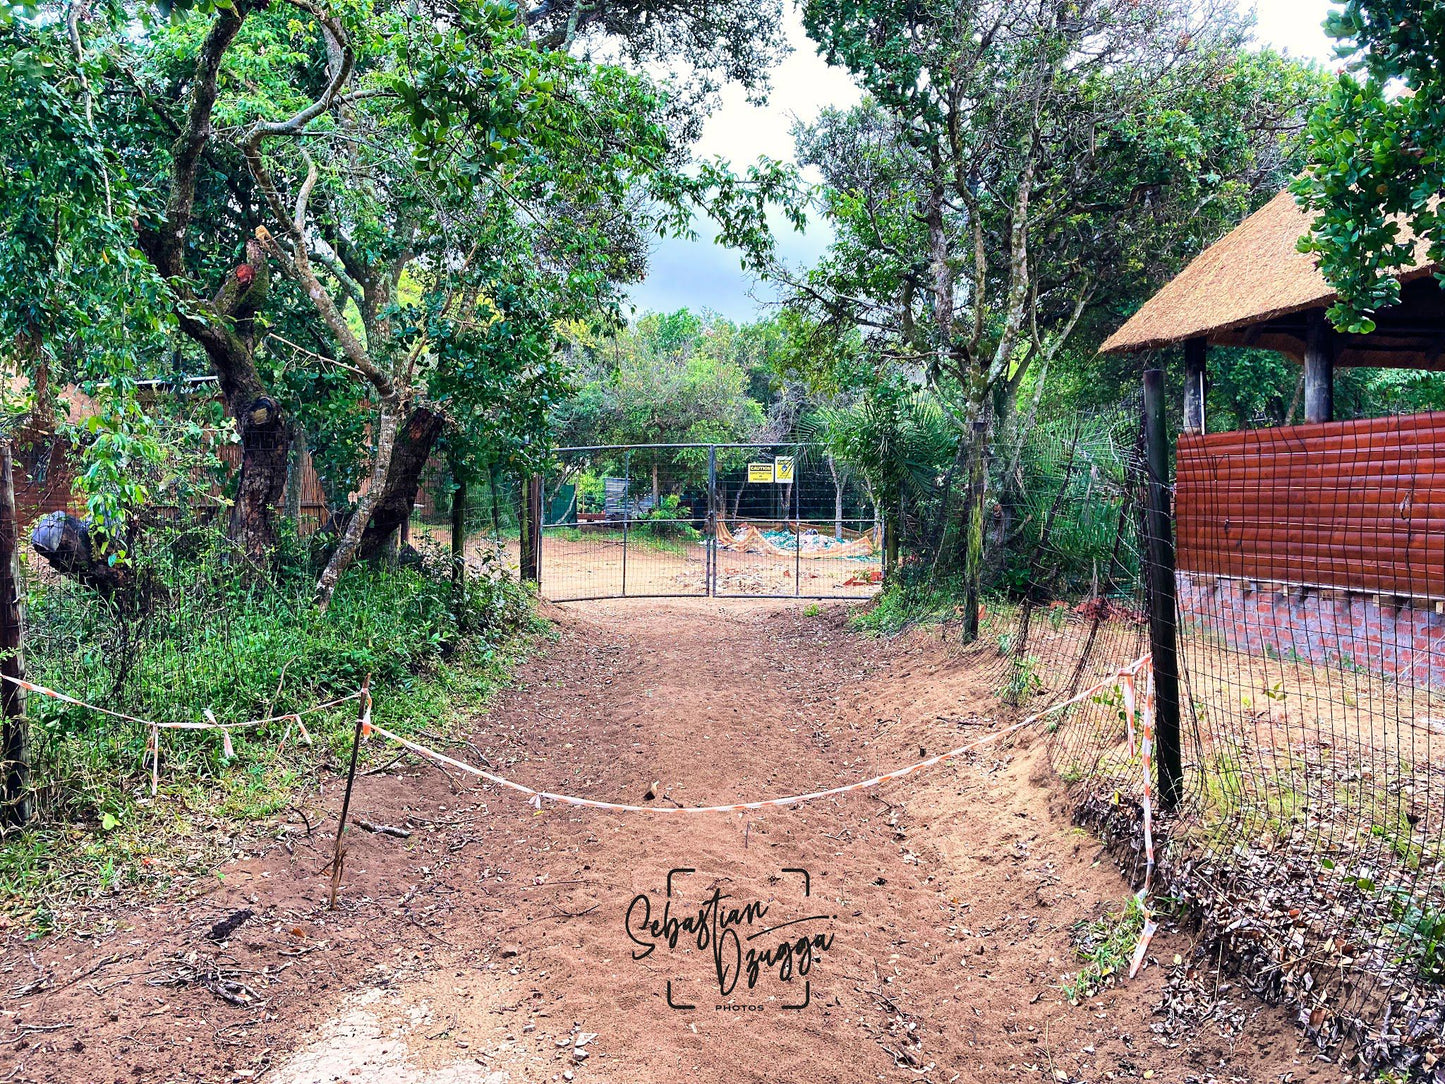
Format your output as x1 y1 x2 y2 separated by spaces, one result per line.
540 443 882 602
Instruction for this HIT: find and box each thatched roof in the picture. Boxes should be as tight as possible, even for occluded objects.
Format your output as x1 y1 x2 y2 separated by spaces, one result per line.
1101 190 1441 364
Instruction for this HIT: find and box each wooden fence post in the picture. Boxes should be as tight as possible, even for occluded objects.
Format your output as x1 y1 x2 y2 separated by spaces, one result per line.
0 440 31 827
451 471 469 605
1142 368 1184 810
518 475 542 583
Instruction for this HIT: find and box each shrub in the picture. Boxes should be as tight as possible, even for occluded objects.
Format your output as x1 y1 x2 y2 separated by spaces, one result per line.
14 521 535 838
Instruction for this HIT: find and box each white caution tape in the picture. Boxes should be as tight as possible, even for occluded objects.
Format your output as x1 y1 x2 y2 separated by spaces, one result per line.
0 674 362 730
362 654 1152 815
2 673 366 795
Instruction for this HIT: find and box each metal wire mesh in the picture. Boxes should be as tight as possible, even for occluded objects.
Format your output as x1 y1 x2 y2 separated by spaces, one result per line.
1043 408 1445 1073
537 444 883 601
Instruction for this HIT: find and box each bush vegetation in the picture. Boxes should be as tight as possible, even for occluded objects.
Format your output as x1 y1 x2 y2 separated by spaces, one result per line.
1 525 538 931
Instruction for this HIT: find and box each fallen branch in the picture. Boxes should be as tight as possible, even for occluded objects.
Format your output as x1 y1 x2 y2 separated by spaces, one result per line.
356 818 411 838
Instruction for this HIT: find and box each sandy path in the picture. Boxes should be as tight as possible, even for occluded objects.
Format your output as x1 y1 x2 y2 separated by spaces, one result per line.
4 601 1335 1084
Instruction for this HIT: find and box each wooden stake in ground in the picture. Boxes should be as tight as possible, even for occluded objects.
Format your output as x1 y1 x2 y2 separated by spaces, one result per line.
0 439 31 827
328 673 372 909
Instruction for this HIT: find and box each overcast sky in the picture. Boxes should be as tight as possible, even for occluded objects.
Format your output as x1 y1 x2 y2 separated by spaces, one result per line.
626 0 1339 323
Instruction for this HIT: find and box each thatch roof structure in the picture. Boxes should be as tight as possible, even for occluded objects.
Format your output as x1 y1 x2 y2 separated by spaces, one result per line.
1102 190 1443 368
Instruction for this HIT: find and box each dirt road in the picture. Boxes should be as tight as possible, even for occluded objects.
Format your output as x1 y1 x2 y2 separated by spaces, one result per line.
4 601 1337 1084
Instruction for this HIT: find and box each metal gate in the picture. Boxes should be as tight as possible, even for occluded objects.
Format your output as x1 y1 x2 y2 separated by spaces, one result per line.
539 443 883 602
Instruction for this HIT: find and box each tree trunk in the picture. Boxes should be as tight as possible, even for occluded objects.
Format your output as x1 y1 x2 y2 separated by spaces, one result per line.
357 405 445 560
167 247 289 563
0 442 32 827
883 506 900 576
958 419 990 644
518 475 540 582
228 394 289 561
315 397 402 609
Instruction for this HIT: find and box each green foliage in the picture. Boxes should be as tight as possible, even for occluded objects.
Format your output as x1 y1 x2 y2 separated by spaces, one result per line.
850 573 967 637
993 410 1140 599
786 0 1327 608
1384 886 1445 983
555 308 769 453
0 12 184 548
3 0 802 582
1294 0 1445 330
634 493 700 541
4 524 536 925
1000 654 1043 707
1063 895 1148 1003
27 526 518 791
818 376 952 548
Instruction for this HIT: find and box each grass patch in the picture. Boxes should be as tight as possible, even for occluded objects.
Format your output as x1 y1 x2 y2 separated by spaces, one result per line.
544 526 699 554
850 575 1022 640
1062 894 1147 1002
0 526 541 933
850 576 968 636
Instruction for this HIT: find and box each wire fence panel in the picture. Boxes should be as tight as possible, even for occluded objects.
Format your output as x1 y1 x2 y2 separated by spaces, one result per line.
714 442 881 598
403 465 520 578
537 444 883 602
540 445 710 602
1039 408 1445 1075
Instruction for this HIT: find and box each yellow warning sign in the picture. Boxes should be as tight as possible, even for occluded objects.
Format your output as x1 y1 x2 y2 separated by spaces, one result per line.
774 455 795 484
748 462 775 484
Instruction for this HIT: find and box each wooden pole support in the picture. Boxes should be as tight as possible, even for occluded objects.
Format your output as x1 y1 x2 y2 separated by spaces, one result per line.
1142 369 1184 810
0 440 31 828
328 673 371 909
528 475 542 582
1183 337 1207 436
518 475 542 583
1304 310 1335 424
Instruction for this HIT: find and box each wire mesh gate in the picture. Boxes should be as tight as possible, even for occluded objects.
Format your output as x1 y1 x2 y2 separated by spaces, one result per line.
539 443 883 602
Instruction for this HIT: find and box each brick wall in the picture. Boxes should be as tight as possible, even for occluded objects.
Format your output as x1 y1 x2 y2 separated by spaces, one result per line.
1176 571 1445 687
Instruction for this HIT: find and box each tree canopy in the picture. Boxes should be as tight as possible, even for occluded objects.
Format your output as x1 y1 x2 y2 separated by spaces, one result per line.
1294 0 1445 332
0 0 799 603
776 0 1327 636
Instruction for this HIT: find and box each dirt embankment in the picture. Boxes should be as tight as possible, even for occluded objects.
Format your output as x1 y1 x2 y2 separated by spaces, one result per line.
2 600 1337 1084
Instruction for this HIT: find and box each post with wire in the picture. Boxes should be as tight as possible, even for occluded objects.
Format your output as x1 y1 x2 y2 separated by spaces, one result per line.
1142 367 1183 810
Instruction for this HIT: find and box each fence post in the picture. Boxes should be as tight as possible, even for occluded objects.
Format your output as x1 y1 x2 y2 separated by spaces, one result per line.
621 449 630 597
519 474 541 583
0 440 31 827
1304 311 1335 424
451 470 469 614
706 445 717 597
1142 368 1184 810
529 475 542 582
